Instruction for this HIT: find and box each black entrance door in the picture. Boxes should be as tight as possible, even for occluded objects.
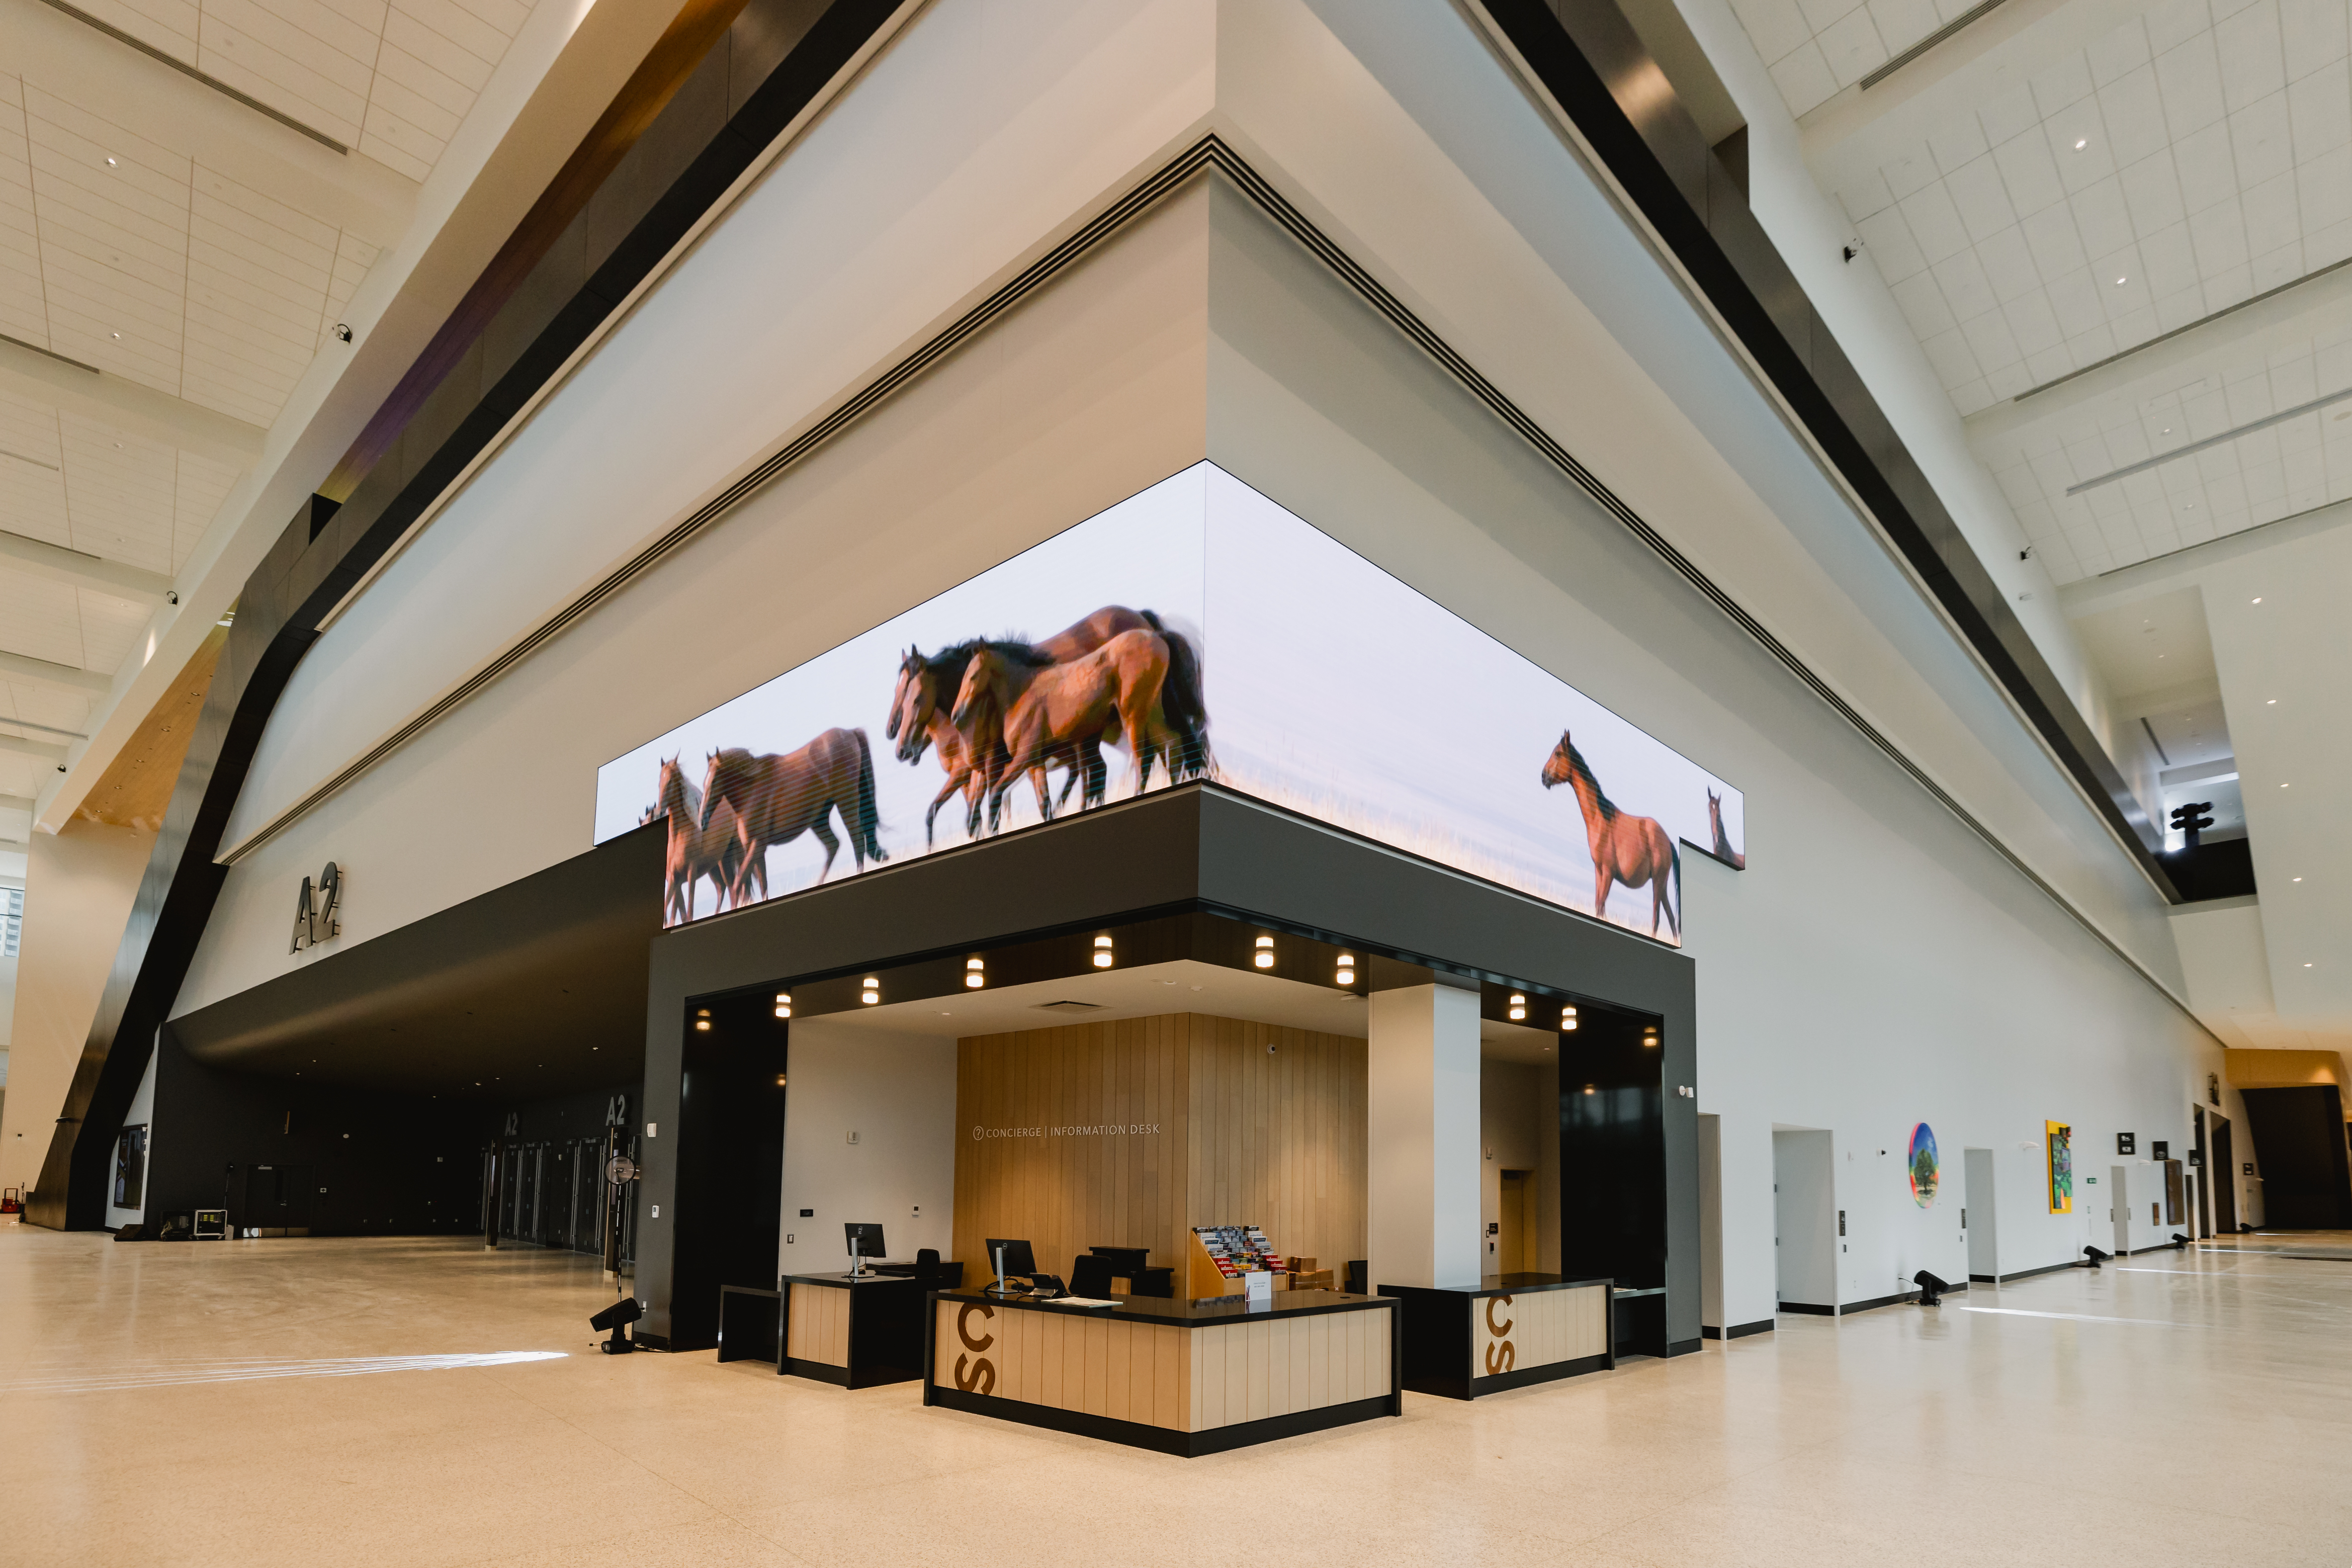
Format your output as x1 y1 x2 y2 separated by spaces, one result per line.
2213 1118 2237 1232
239 1164 316 1232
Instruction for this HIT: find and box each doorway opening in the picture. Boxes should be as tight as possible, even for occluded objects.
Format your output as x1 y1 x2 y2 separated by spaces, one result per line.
2212 1114 2237 1233
1496 1169 1535 1272
1772 1128 1835 1314
1964 1147 1997 1280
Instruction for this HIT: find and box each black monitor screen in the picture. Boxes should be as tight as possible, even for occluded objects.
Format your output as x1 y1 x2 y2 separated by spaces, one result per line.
984 1238 1037 1277
844 1223 885 1260
1089 1246 1149 1272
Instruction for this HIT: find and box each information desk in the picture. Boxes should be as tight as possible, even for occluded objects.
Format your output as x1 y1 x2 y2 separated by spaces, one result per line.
779 1272 930 1387
1384 1274 1613 1400
924 1287 1399 1456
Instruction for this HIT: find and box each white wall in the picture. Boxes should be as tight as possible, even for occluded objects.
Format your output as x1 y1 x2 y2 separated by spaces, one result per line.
777 1020 957 1276
164 0 2235 1328
176 2 1221 1016
1198 167 2223 1308
103 1048 157 1230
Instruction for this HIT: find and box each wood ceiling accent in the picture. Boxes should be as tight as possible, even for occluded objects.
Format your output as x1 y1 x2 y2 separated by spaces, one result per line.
71 619 226 831
953 1012 1367 1286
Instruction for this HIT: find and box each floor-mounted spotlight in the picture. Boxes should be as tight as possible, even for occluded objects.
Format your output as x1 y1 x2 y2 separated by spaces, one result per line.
2080 1245 2111 1268
2169 1233 2190 1249
1911 1269 1951 1306
590 1294 643 1354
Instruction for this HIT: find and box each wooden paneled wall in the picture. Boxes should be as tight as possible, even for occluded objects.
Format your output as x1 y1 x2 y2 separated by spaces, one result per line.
953 1014 1366 1282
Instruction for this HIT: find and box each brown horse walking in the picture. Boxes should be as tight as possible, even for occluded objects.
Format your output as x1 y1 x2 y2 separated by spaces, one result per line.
887 606 1212 844
1707 789 1745 870
699 727 885 894
888 647 992 845
954 628 1172 825
656 756 757 923
1541 730 1680 938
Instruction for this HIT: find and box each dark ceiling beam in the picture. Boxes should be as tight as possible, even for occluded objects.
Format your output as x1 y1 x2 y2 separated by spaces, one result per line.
1476 0 2176 898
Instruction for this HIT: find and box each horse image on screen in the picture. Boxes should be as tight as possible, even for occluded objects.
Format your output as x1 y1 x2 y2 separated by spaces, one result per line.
596 464 1745 940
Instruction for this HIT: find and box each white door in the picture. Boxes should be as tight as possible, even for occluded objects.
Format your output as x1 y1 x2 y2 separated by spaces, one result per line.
1964 1148 1997 1279
1772 1130 1837 1312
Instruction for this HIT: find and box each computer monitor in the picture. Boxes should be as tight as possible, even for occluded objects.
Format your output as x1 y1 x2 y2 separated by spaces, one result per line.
984 1238 1037 1282
1089 1246 1150 1273
844 1223 885 1274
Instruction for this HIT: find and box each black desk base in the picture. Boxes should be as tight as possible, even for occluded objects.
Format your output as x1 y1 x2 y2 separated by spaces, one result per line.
717 1286 780 1365
927 1385 1395 1456
778 1272 929 1389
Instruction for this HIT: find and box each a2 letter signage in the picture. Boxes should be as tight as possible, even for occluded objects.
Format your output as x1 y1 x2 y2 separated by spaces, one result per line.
291 862 343 953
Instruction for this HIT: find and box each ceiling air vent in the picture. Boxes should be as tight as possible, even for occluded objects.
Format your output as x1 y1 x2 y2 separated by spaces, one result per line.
1031 1000 1106 1014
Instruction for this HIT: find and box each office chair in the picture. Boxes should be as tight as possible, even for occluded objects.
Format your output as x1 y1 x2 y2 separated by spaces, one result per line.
1070 1254 1114 1299
915 1247 941 1284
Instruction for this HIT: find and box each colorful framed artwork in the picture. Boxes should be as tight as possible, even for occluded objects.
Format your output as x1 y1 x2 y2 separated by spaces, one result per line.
1907 1123 1938 1208
2046 1121 2072 1214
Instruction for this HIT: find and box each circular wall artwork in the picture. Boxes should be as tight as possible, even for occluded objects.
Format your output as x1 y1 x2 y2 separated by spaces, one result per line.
1908 1123 1939 1207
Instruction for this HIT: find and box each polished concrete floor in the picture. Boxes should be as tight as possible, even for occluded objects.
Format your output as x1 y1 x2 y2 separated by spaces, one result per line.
3 1226 2346 1566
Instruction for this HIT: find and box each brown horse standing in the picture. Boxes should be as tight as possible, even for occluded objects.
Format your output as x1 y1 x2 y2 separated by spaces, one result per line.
699 728 885 894
954 628 1172 825
1541 730 1680 938
1707 789 1745 870
656 757 757 923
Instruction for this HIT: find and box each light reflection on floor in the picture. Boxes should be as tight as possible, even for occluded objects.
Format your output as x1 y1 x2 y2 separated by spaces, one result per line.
3 1349 567 1396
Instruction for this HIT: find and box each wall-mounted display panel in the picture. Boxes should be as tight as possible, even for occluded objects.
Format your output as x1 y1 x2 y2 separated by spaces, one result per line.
597 464 1744 943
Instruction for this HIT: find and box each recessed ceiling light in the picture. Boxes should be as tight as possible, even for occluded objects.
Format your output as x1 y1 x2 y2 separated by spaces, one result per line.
2074 138 2087 149
2252 596 2262 603
2293 877 2302 882
2268 698 2277 704
2116 276 2128 285
104 155 116 166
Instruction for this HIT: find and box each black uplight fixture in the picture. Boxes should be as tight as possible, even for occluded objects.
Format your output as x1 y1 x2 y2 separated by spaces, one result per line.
1911 1269 1951 1306
2081 1245 2111 1268
590 1294 643 1354
2170 1233 2190 1249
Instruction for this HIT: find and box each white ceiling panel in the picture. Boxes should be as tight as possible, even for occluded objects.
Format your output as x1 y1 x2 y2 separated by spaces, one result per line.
1791 1 2352 422
74 584 151 674
0 570 91 667
57 410 179 572
1987 326 2352 579
173 449 241 571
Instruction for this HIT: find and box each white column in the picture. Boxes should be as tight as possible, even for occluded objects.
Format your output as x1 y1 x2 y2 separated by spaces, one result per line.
1366 983 1483 1290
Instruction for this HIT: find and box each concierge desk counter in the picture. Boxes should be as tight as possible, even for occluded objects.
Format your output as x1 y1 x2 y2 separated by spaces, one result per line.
1384 1274 1613 1400
924 1288 1399 1455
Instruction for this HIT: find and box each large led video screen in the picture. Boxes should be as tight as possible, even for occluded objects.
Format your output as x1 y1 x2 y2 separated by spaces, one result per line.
595 463 1745 944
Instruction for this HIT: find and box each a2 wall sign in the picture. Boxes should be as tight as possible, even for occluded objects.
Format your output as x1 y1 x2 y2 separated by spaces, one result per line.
290 861 343 954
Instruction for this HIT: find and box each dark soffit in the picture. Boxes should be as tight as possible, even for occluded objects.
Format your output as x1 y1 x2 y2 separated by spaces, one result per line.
168 823 665 1098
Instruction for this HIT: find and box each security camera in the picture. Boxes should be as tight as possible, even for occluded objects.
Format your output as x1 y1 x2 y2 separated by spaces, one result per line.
333 322 353 343
166 590 178 604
